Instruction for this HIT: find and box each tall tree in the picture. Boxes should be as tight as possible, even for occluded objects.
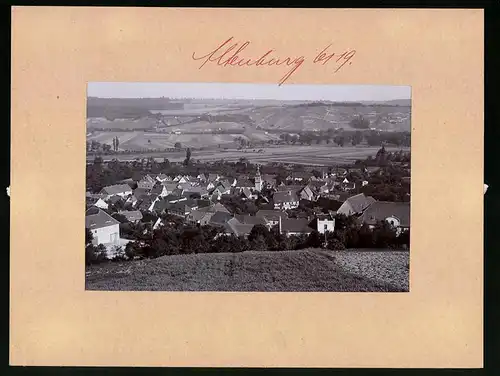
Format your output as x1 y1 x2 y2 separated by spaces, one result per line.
184 148 192 166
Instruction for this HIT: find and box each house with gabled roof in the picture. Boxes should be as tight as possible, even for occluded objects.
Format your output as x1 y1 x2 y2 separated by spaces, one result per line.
220 217 255 238
137 179 155 190
240 187 257 201
286 171 313 183
186 210 215 226
118 210 143 223
208 211 234 227
137 194 160 212
207 173 220 182
215 180 232 195
261 174 277 188
85 207 120 245
197 202 231 214
99 184 133 199
197 173 208 182
234 214 268 227
255 210 288 227
278 217 314 236
234 178 254 190
156 173 171 182
183 186 208 198
151 182 171 197
273 190 300 210
337 193 376 216
168 200 199 217
87 197 108 210
359 201 410 235
299 185 316 201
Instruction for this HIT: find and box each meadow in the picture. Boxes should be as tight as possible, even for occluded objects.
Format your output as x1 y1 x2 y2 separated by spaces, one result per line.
85 249 409 292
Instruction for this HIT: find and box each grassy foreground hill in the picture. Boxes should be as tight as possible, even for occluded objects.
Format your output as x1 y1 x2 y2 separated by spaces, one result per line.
85 249 409 292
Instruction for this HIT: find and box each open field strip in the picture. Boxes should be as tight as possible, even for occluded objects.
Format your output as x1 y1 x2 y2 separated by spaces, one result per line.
87 146 409 165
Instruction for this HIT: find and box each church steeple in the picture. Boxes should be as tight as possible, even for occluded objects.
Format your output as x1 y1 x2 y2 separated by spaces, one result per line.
255 164 262 192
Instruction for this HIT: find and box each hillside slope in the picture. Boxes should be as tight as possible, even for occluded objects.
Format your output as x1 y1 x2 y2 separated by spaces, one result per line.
85 249 409 292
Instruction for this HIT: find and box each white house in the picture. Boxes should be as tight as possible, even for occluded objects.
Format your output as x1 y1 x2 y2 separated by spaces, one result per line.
316 214 335 234
85 207 120 245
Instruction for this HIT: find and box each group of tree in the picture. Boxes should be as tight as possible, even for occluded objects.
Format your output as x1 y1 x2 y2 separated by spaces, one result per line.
112 136 120 152
85 229 108 265
275 129 410 148
86 211 409 265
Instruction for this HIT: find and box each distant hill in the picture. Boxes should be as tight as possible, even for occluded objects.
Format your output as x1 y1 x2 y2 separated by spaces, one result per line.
87 97 411 132
361 99 411 107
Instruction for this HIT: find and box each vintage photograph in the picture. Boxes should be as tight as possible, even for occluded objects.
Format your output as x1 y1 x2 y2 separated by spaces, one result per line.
85 83 411 292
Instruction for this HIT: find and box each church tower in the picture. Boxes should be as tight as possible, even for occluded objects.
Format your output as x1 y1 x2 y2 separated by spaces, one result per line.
255 164 263 192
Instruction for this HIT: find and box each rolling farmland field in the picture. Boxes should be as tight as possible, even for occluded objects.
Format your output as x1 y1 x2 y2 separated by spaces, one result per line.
87 97 411 166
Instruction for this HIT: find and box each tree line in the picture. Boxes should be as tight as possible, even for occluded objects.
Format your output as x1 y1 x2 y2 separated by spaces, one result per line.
86 213 410 265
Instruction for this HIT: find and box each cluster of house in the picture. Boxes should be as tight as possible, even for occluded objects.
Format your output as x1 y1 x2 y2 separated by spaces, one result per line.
85 166 410 249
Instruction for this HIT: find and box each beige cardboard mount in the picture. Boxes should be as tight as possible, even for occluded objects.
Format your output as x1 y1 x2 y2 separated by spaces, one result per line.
10 7 483 368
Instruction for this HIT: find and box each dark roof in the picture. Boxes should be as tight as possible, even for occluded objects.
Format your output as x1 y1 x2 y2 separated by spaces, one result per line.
183 186 207 195
197 199 212 208
188 210 215 222
360 201 410 227
316 213 335 221
241 187 253 198
151 184 167 195
209 211 234 225
288 171 313 180
164 193 183 202
256 210 288 221
184 199 199 208
235 179 254 187
133 187 150 197
100 184 132 195
137 195 158 210
261 174 277 182
300 186 315 196
309 180 327 188
85 208 120 229
156 173 169 180
344 193 376 213
167 188 182 198
234 214 268 226
224 218 255 236
276 185 303 192
86 197 98 205
118 210 143 222
218 180 232 190
106 195 122 204
152 198 170 212
208 173 219 181
280 218 313 234
137 180 155 189
273 190 299 204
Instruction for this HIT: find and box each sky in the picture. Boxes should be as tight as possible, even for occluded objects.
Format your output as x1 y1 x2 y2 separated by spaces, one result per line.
87 82 411 102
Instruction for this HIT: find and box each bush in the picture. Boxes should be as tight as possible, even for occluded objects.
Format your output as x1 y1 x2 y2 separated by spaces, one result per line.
85 243 107 265
326 238 346 250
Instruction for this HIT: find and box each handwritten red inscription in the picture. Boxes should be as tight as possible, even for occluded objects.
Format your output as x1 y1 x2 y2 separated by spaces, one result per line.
192 37 356 86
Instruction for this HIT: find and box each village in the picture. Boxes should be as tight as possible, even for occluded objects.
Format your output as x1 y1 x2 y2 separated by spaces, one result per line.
85 145 411 263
